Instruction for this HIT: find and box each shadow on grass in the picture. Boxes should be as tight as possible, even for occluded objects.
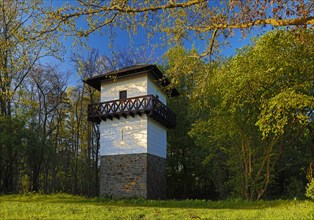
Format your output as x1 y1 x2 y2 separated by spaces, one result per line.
0 193 303 210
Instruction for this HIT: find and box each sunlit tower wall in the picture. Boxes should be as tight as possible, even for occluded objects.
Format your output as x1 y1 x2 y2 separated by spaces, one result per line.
85 65 178 199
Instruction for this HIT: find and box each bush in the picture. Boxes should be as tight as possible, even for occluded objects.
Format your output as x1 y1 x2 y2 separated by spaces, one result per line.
305 179 314 199
286 177 305 199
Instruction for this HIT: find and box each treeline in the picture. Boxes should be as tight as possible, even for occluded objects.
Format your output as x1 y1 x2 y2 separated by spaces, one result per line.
0 0 313 200
0 46 151 196
166 30 314 200
1 30 313 200
0 65 100 195
0 0 100 196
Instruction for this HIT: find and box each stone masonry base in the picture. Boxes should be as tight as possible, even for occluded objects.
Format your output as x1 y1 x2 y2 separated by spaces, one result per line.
100 153 166 199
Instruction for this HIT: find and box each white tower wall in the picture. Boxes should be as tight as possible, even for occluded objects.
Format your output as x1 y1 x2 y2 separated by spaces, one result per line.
147 75 167 104
99 115 148 156
147 119 167 158
100 74 148 102
99 73 167 159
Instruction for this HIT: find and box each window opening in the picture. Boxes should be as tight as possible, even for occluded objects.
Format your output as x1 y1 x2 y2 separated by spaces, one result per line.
119 90 127 100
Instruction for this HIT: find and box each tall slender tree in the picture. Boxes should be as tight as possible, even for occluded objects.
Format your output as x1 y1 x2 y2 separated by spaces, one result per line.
0 0 61 117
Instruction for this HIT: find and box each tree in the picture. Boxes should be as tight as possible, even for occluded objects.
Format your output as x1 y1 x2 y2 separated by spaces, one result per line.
0 0 61 116
48 1 314 33
190 29 314 200
9 64 68 193
164 46 227 199
26 65 68 192
0 116 26 193
45 0 313 59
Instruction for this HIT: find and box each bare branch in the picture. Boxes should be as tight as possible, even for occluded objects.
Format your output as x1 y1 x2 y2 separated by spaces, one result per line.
74 0 205 14
190 17 314 32
189 28 219 59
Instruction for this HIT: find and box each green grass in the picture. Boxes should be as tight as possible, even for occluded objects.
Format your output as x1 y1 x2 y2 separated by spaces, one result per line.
0 194 313 219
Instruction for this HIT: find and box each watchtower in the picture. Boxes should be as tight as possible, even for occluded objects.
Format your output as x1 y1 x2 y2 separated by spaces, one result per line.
85 65 178 199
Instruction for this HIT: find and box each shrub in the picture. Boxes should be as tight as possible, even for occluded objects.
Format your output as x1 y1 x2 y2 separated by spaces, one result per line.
305 179 314 199
286 177 305 199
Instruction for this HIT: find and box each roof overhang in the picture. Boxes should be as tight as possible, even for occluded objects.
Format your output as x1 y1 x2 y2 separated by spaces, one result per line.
83 64 179 97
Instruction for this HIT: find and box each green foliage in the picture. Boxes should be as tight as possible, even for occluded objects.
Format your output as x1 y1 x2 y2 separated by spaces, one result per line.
257 90 313 138
0 194 314 219
165 47 221 199
0 116 27 192
0 116 59 193
0 116 26 151
189 29 314 200
306 179 314 200
285 177 306 199
0 0 62 116
251 30 314 138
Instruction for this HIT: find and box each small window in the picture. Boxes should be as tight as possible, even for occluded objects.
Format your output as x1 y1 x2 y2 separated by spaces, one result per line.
119 90 127 100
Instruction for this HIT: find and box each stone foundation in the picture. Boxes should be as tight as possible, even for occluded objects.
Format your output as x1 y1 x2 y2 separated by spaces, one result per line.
100 153 166 199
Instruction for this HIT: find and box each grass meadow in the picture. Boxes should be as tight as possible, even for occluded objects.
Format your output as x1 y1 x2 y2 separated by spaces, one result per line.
0 194 313 219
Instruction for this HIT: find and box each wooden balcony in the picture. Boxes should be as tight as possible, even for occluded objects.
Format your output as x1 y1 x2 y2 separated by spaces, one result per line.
87 95 176 128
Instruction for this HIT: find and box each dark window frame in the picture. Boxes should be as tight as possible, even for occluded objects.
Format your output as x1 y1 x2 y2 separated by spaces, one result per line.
119 90 127 100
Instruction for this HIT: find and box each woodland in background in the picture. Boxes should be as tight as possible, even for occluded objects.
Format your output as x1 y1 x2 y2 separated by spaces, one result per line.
0 47 151 196
166 30 314 200
1 29 313 200
0 0 313 200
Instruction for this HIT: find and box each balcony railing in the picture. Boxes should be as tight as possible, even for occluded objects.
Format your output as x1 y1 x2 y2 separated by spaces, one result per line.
87 95 176 128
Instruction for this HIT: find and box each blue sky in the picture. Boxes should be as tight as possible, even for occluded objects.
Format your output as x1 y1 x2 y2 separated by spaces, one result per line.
44 0 260 86
56 28 256 86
